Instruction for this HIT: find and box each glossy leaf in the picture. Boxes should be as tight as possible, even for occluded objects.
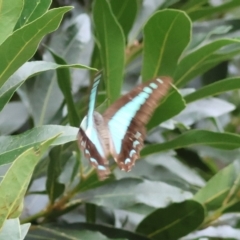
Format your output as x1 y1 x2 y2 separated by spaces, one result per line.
49 50 80 127
0 135 58 230
185 77 240 103
0 6 72 88
79 178 192 209
136 200 204 240
0 60 96 118
189 0 240 21
174 39 240 87
142 9 191 81
115 153 205 189
183 225 240 239
15 0 51 29
25 223 145 240
0 125 78 166
0 0 23 45
194 159 240 211
93 0 125 104
0 218 30 240
110 0 138 40
141 130 240 157
146 152 205 187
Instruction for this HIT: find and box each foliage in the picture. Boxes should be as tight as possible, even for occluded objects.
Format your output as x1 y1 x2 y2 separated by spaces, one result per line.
1 0 240 239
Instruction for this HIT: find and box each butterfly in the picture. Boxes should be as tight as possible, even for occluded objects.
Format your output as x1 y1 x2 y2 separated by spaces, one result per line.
77 72 172 180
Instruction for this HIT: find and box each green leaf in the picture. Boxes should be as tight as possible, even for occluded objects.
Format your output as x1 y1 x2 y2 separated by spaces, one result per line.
194 159 240 211
128 0 167 44
0 6 72 88
0 125 78 166
26 223 138 240
185 77 240 103
174 38 240 87
136 200 204 240
0 218 30 240
142 9 191 81
110 0 138 40
0 135 58 230
46 146 65 204
79 178 192 209
0 0 23 45
189 0 240 21
160 0 182 9
147 86 186 130
181 0 208 11
0 60 96 119
141 130 240 157
15 0 51 29
49 50 80 127
93 0 125 104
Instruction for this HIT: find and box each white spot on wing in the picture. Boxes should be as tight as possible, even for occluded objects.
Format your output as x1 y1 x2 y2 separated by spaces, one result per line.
156 78 163 84
125 158 131 164
90 158 98 165
133 140 140 148
150 83 158 89
98 165 107 171
143 87 153 94
129 149 136 157
135 132 141 139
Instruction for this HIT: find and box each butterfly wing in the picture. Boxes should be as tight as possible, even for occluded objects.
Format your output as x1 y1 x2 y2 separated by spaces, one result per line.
77 72 110 179
103 76 172 171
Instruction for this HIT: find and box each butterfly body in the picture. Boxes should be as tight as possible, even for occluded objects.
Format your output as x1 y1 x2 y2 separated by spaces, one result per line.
78 74 171 179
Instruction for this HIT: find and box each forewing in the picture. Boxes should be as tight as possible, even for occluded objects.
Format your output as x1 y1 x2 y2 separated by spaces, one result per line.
103 76 172 171
86 71 102 128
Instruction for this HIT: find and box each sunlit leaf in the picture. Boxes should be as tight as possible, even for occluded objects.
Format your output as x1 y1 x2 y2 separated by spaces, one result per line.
142 9 191 81
93 0 125 104
0 0 23 44
0 7 72 88
185 77 240 103
15 0 51 29
174 39 240 87
141 130 240 157
0 135 58 229
0 125 78 166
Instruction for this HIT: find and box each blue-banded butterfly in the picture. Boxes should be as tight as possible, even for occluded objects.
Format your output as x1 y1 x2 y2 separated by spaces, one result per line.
78 73 172 179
